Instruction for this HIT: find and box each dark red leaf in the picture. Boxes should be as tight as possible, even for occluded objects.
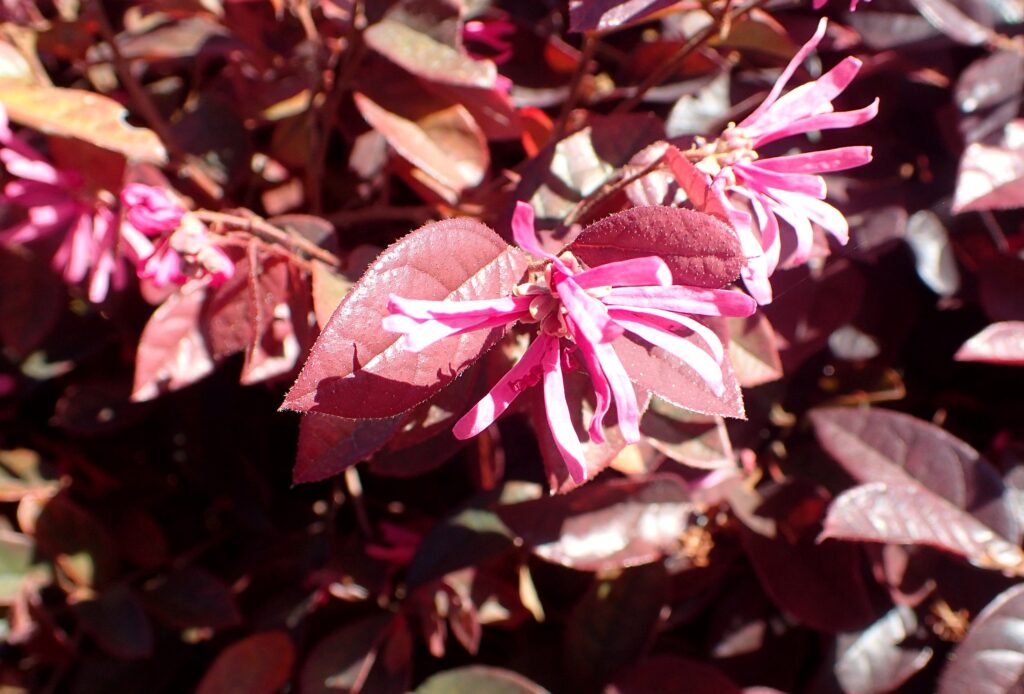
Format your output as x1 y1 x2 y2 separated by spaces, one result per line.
294 413 404 484
497 476 693 571
0 245 63 356
197 631 295 694
953 120 1024 213
414 666 549 694
132 284 214 402
406 505 516 590
570 206 744 289
663 145 732 224
727 313 784 388
640 398 734 469
738 482 877 633
939 583 1024 694
299 613 396 694
956 51 1024 118
809 407 1020 542
820 482 1024 574
364 19 497 89
353 92 489 199
283 219 528 418
142 567 242 630
568 0 679 33
908 0 995 45
73 585 153 660
833 606 933 694
35 495 118 589
955 322 1024 365
608 655 743 694
564 564 668 691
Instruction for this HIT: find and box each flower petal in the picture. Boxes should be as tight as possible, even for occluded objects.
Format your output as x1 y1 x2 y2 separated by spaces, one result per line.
753 100 879 146
613 316 726 396
571 256 673 290
609 306 725 362
556 276 624 344
452 333 551 439
602 285 756 317
541 338 588 484
754 147 874 175
387 293 532 320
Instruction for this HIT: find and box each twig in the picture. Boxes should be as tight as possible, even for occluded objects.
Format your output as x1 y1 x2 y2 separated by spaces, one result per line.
551 35 598 144
196 210 342 267
91 0 224 202
611 0 769 115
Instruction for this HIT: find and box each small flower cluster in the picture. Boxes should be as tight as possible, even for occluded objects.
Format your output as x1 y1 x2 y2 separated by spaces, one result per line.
121 184 234 289
0 105 233 301
384 202 756 483
691 19 877 303
0 106 152 303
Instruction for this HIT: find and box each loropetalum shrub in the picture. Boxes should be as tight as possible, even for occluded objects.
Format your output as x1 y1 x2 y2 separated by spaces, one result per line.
1 1 1024 692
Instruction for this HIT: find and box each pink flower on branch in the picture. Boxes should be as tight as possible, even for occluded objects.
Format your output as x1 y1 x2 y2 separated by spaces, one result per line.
0 106 152 303
384 202 755 484
690 18 878 304
120 183 235 289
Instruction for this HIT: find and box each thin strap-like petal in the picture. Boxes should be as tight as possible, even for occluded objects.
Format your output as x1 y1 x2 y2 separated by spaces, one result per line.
556 276 624 344
603 285 756 317
739 18 828 130
753 100 878 146
387 294 532 320
386 312 520 352
614 316 726 396
609 306 725 362
591 340 640 442
571 334 612 444
452 333 552 439
753 147 874 175
734 163 826 199
751 56 863 138
572 256 672 290
541 338 588 484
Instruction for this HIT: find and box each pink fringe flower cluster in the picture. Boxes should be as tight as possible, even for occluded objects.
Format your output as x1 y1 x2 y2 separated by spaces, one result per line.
384 202 756 483
120 184 234 289
693 18 878 304
0 106 152 303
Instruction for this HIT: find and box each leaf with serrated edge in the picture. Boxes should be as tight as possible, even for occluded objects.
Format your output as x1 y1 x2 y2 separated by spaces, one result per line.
820 482 1024 575
0 81 167 163
570 206 743 289
283 218 528 418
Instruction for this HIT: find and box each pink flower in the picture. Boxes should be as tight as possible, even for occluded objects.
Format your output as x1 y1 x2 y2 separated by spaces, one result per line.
120 184 235 288
384 203 755 483
0 106 152 303
693 18 877 304
463 17 515 65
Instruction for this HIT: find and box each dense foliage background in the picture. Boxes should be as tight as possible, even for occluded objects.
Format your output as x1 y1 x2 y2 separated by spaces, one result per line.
1 0 1024 692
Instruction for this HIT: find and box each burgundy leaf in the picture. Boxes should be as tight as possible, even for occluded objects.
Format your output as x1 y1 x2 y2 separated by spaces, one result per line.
955 51 1024 118
904 210 960 297
613 328 745 419
640 398 734 469
939 583 1024 694
955 322 1024 365
908 0 995 45
810 407 1020 542
568 0 679 33
663 145 732 224
821 482 1024 574
414 666 550 694
738 482 877 633
0 245 62 356
353 92 489 199
364 20 497 89
282 219 528 418
570 206 744 289
293 413 404 484
953 120 1024 213
564 564 668 691
73 585 153 660
131 284 214 402
300 613 400 694
608 655 743 694
497 476 693 571
142 567 242 630
834 606 934 694
197 632 295 694
727 313 784 388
